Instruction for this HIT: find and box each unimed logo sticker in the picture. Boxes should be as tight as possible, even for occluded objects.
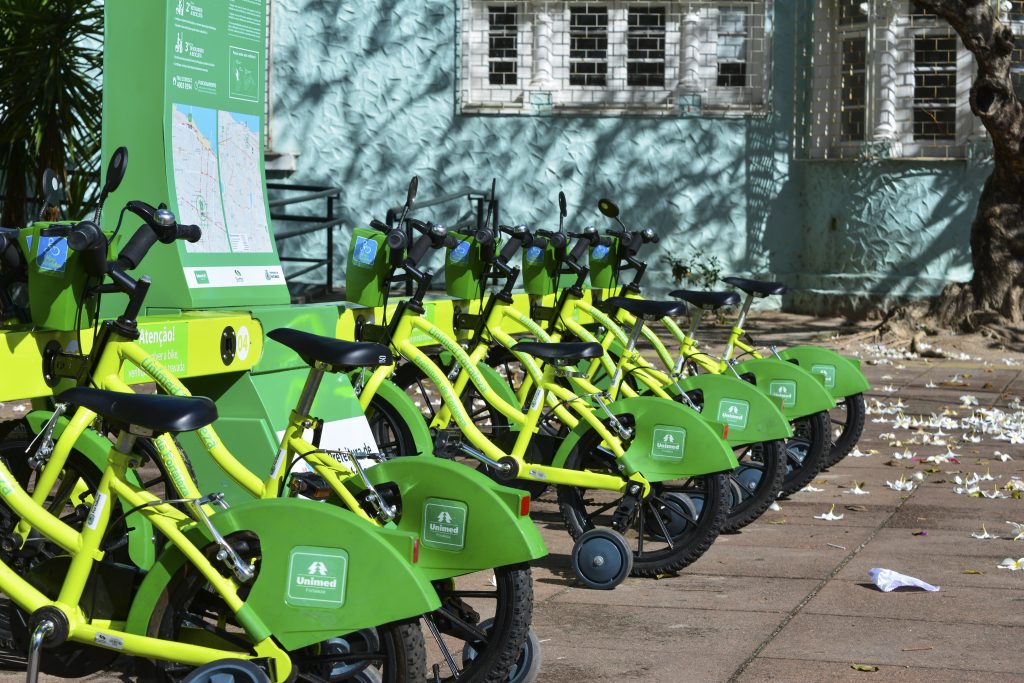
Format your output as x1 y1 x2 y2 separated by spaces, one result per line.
286 546 348 608
717 399 750 430
769 380 798 408
422 498 468 550
811 364 837 389
651 426 686 461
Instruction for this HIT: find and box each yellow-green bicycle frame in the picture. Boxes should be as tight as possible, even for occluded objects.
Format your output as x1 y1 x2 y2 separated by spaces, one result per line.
357 302 649 496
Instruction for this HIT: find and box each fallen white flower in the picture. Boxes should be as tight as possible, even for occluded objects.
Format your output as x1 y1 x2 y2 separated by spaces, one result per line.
801 485 824 493
814 504 844 521
995 451 1014 462
847 482 870 495
886 476 914 492
998 557 1024 571
971 524 999 540
1007 522 1024 541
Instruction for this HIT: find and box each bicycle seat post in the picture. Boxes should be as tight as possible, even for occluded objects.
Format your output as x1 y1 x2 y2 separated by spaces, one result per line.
724 292 755 361
296 362 328 419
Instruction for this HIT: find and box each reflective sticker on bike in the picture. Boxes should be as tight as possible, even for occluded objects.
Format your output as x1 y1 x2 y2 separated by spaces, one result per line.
422 499 468 550
717 399 750 430
530 389 545 411
651 426 686 461
85 492 108 530
769 380 798 408
811 364 837 389
525 246 544 263
270 449 286 478
351 236 379 268
286 546 349 608
529 468 546 480
94 633 124 650
449 239 471 264
592 244 610 261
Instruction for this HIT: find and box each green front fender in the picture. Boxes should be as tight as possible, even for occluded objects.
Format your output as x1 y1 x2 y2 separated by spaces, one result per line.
124 498 440 653
674 374 793 446
732 358 837 419
25 411 156 570
353 457 546 580
777 345 871 398
552 397 738 483
370 378 435 457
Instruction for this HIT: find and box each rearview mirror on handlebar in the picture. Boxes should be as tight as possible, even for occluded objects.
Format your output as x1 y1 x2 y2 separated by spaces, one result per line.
597 198 619 219
41 169 62 207
101 147 129 201
406 176 418 209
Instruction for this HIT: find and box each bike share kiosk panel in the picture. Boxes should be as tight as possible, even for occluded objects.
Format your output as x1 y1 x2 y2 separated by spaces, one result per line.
97 1 360 502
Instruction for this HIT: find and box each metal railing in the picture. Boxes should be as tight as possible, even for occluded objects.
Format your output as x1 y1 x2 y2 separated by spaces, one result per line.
267 183 344 295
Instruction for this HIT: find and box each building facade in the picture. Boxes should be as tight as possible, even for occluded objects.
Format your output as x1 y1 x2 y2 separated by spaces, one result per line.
268 0 999 311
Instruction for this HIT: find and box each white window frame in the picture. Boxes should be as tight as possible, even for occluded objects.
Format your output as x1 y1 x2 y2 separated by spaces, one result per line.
458 1 770 115
809 1 977 159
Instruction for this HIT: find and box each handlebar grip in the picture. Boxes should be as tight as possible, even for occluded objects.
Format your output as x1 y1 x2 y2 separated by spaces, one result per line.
370 219 390 233
116 225 159 270
568 237 590 264
67 221 104 252
405 233 432 268
498 237 522 264
177 224 202 243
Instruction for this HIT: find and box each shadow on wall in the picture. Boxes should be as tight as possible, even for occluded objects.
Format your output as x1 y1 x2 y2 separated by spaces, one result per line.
269 0 803 296
796 157 984 313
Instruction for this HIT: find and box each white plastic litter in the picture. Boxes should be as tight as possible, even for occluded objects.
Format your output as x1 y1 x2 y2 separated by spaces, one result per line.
867 568 940 592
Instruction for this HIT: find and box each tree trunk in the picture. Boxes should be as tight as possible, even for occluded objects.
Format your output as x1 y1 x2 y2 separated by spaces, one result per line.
914 0 1024 327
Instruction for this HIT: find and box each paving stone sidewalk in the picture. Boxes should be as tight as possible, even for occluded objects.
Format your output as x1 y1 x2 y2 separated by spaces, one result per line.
529 323 1024 682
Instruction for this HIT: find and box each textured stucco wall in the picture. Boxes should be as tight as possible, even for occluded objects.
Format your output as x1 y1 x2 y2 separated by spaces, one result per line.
791 158 986 312
269 1 802 299
269 1 980 310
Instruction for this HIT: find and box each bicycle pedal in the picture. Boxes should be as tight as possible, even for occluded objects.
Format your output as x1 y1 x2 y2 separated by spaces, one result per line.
611 484 644 532
288 472 332 500
432 430 462 459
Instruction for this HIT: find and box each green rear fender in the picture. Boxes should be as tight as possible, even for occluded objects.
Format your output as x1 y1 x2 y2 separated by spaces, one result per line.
25 411 156 570
124 498 439 653
732 358 837 419
777 345 871 398
552 397 738 483
675 374 794 445
369 378 435 457
354 457 546 580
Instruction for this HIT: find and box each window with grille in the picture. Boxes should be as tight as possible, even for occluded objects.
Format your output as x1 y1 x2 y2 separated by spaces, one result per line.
1004 4 1024 100
489 4 519 85
570 5 610 85
459 1 771 115
796 0 976 159
913 34 957 141
627 6 666 86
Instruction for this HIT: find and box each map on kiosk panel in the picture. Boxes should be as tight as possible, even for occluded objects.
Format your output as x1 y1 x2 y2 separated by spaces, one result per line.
171 104 272 254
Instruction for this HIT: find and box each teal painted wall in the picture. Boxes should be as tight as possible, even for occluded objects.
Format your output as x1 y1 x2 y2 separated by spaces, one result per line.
269 1 981 311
